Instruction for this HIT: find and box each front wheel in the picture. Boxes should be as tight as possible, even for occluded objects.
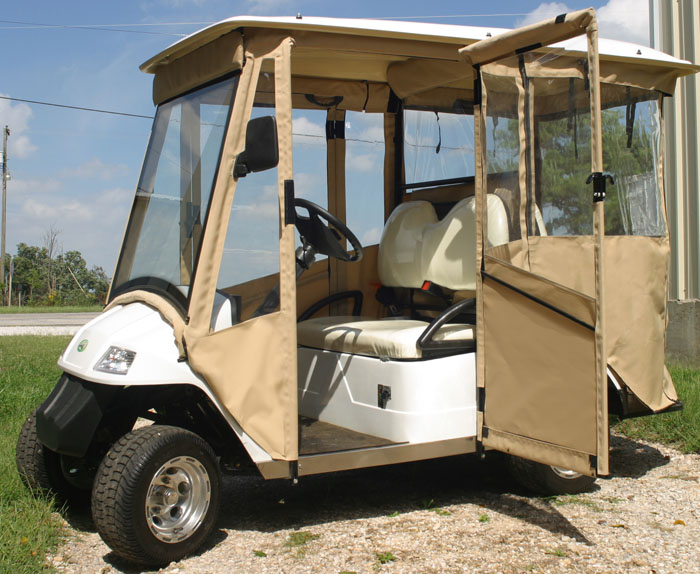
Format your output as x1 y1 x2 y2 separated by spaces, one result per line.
16 411 90 504
507 455 596 495
91 425 221 566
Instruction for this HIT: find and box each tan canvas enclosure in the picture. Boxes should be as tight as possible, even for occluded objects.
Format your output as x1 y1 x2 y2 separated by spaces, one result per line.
118 12 697 471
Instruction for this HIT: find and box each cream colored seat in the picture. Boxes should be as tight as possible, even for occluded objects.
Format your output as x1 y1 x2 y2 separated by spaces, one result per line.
297 315 475 360
297 195 509 359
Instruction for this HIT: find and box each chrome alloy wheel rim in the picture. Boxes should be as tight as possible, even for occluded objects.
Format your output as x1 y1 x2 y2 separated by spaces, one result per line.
145 456 211 543
551 466 582 480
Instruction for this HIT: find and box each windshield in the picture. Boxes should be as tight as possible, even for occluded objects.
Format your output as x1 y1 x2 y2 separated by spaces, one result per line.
111 75 238 309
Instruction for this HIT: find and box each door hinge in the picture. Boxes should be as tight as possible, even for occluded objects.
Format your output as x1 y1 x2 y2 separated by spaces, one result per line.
326 119 345 140
473 67 482 106
284 179 295 226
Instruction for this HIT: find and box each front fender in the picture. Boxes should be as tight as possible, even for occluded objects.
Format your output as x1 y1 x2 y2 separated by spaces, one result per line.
36 374 120 458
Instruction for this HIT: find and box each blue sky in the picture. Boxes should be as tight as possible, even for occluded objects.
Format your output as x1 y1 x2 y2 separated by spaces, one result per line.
0 0 651 274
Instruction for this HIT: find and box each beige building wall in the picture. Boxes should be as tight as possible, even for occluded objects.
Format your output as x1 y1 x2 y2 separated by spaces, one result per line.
650 0 700 299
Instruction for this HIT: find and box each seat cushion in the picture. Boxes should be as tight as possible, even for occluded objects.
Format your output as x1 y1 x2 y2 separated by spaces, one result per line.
297 316 475 360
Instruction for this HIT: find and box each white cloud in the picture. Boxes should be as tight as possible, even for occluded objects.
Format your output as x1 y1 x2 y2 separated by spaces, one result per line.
20 186 132 223
6 185 133 270
348 124 384 144
158 0 209 7
347 152 377 173
294 172 327 206
95 187 133 209
519 0 649 45
22 198 93 221
345 113 385 144
293 115 325 137
244 0 295 15
598 0 649 46
361 226 382 245
231 182 279 219
517 2 572 27
9 178 62 194
60 158 130 181
0 95 38 159
11 135 37 160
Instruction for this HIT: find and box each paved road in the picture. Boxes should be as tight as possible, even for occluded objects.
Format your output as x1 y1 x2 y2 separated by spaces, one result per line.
0 312 100 335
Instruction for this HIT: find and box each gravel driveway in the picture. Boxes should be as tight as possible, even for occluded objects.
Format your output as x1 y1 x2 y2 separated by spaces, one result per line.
50 433 699 574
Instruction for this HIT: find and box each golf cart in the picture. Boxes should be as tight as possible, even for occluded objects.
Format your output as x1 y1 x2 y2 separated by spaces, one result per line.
16 9 698 565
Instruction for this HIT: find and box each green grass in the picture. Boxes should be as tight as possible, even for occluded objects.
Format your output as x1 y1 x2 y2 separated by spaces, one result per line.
615 364 700 453
545 548 567 557
420 498 451 516
285 530 320 558
376 552 397 564
284 531 320 548
0 305 103 314
544 494 601 511
0 336 71 573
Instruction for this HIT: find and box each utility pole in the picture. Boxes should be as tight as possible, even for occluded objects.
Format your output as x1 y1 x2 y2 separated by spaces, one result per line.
1 125 8 305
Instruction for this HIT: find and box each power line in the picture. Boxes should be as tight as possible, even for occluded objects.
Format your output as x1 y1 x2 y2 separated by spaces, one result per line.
0 18 195 37
0 19 213 27
375 13 530 20
0 95 153 120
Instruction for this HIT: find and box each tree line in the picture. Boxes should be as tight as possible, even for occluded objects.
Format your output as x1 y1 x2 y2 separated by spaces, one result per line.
2 228 109 307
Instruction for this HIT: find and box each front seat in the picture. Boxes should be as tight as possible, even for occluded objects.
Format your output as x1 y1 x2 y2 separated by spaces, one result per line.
297 195 509 359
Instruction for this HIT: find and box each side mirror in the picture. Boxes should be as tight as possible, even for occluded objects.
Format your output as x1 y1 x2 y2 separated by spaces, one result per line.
233 116 279 178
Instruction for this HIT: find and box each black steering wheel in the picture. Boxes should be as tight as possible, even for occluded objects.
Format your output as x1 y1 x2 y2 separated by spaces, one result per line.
294 198 364 262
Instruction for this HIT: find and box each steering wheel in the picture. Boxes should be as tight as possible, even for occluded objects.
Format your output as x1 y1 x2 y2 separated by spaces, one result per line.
294 198 364 262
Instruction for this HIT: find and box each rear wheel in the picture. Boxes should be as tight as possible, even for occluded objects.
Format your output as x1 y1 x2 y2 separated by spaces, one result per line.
507 455 596 495
16 411 90 504
91 425 221 566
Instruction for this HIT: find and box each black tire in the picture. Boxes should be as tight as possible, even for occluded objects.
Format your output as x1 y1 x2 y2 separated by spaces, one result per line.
507 455 596 495
91 425 221 566
16 411 89 505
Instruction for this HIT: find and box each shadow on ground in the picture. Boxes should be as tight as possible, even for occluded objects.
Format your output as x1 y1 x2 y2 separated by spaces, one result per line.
59 434 670 571
608 433 670 478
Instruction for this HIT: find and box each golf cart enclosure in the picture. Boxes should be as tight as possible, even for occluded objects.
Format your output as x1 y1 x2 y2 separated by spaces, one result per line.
19 9 700 567
111 10 699 475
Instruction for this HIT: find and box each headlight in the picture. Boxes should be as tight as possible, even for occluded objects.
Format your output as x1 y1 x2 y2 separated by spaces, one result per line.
94 346 136 375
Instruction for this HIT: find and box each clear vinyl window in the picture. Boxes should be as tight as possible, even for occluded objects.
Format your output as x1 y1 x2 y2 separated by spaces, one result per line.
111 75 237 308
403 107 475 186
483 49 667 241
346 111 385 245
214 63 280 329
534 76 593 237
292 108 329 259
601 87 665 236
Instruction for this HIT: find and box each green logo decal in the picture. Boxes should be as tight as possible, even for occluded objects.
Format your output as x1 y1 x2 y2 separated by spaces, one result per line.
77 339 88 352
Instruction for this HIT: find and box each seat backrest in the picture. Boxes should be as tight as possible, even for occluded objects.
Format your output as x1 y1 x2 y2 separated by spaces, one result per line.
494 187 548 239
378 195 509 291
422 195 508 290
378 201 437 288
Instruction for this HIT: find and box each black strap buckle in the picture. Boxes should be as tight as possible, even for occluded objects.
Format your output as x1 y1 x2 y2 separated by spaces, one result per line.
586 171 615 202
